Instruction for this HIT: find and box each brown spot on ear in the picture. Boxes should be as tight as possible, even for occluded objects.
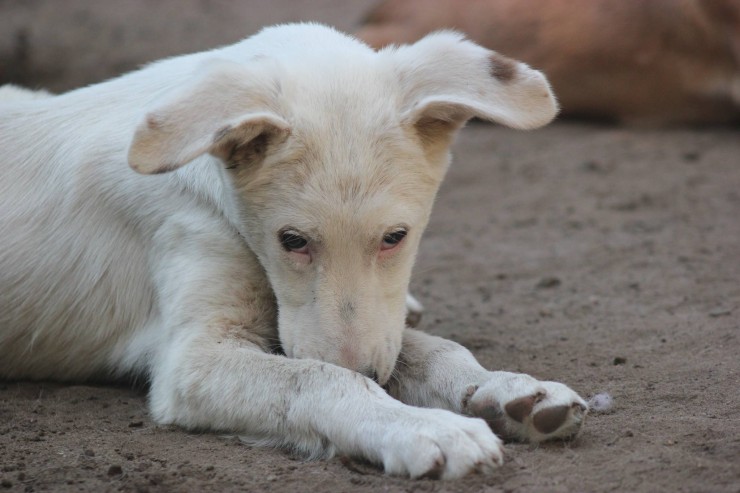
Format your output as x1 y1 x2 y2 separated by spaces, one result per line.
532 405 570 434
489 54 518 83
145 114 162 129
504 395 536 423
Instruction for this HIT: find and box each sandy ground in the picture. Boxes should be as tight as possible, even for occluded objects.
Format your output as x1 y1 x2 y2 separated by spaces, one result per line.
1 2 739 492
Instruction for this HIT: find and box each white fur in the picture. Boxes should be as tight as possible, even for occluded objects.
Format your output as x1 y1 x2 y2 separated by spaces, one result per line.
0 84 52 102
0 24 584 478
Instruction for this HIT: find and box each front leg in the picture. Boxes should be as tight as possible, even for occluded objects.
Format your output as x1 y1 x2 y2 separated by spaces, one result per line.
144 225 499 478
149 329 504 479
386 329 588 442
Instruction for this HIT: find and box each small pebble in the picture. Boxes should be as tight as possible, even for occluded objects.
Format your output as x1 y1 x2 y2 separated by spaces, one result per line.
107 465 123 477
536 276 561 289
588 392 614 413
581 160 599 171
708 307 732 318
613 356 627 365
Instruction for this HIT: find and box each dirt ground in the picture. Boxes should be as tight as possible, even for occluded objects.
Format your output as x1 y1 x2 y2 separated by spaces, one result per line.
1 2 739 493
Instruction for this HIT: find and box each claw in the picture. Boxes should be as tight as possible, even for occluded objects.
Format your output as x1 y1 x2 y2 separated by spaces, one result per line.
418 455 446 480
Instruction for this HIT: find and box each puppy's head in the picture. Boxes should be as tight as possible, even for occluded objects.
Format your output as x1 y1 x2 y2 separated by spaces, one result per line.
128 26 557 384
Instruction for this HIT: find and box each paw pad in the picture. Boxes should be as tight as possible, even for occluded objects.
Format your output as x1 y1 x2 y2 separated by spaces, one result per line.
532 405 570 434
464 390 509 437
466 382 587 443
504 392 544 423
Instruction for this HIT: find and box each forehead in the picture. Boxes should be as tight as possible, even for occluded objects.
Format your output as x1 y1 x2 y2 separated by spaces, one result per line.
236 56 445 233
243 121 440 235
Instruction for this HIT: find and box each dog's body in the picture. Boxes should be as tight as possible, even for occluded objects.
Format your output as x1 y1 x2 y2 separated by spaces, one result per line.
0 24 586 479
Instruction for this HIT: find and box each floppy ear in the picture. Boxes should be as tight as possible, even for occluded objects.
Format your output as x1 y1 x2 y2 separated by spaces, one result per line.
390 31 558 143
128 61 290 174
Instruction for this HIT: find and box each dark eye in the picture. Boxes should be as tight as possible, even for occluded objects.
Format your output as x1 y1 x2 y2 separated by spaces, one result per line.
280 231 309 253
381 229 407 250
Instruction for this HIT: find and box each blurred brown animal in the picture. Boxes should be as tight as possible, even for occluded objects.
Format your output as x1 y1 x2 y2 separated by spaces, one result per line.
357 0 740 125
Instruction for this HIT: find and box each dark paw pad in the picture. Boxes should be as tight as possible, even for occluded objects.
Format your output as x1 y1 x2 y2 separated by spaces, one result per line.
470 395 503 420
504 392 544 423
465 389 509 437
532 405 573 434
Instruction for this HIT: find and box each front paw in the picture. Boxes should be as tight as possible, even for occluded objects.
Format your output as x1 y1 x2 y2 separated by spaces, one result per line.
461 374 587 443
380 408 504 479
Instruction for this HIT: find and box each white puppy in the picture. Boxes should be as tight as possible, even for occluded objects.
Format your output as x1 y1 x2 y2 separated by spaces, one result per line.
0 24 587 479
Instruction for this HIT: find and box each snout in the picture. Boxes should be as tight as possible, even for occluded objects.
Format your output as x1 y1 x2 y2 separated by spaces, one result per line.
288 336 399 386
276 295 405 385
338 343 395 385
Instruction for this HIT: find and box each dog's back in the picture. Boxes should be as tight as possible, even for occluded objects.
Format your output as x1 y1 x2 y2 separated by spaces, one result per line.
0 84 159 380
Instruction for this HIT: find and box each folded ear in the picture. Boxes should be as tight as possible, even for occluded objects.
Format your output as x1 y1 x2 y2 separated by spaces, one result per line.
389 31 558 143
128 61 290 174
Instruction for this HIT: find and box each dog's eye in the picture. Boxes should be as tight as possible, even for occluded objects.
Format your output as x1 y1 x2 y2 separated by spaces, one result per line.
280 231 309 253
381 229 407 250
